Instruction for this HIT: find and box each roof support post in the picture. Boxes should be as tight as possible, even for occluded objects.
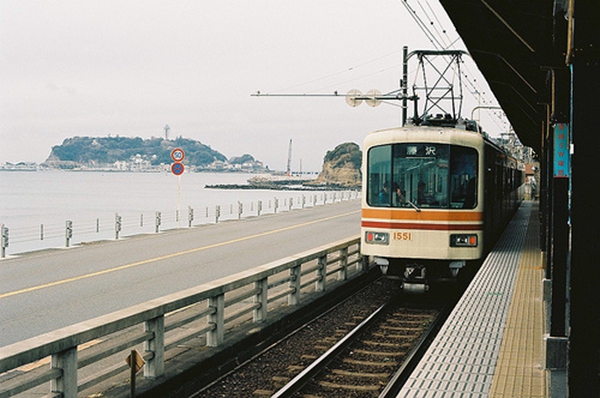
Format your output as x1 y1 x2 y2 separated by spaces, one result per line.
569 1 600 394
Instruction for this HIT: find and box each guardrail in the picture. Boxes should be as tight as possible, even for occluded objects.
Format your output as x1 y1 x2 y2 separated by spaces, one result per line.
0 236 366 398
0 190 360 257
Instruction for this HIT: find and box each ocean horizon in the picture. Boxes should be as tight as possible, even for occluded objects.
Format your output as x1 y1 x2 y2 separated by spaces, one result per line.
0 170 357 256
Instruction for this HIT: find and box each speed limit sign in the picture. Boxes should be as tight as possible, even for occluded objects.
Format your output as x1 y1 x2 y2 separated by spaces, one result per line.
171 148 185 162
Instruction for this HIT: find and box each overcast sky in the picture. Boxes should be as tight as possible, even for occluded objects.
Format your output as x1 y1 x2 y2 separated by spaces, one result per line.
0 0 505 172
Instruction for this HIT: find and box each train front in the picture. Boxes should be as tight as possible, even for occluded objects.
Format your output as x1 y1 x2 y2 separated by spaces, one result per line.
361 126 484 293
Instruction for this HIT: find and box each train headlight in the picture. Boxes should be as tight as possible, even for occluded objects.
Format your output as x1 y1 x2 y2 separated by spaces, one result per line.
450 234 478 247
365 231 389 245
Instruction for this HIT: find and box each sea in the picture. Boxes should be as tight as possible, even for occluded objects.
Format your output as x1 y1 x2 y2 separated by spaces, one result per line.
0 170 357 256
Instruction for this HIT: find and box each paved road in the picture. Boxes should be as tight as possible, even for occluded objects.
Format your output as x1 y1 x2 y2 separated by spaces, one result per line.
0 200 361 347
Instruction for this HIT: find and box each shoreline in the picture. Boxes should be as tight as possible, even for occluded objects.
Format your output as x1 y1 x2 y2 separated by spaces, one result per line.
205 182 360 191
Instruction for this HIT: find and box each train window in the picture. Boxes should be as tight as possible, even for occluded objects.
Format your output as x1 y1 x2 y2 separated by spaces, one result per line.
367 145 392 206
367 143 478 209
391 144 449 209
449 146 478 209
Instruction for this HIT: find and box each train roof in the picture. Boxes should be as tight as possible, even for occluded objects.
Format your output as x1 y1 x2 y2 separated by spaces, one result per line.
365 119 517 160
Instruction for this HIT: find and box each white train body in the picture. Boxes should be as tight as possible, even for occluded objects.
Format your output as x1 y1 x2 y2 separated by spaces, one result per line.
361 122 523 292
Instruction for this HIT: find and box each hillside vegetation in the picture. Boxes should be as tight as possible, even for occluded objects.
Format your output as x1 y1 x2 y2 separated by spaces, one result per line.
45 136 227 168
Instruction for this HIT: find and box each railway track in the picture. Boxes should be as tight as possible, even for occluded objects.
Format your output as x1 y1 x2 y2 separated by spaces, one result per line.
273 301 443 398
176 279 452 398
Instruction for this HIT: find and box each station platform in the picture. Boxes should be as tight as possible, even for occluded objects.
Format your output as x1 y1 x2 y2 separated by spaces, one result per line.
398 201 550 397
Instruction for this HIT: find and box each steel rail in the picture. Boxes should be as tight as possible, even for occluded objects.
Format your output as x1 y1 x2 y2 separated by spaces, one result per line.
378 304 451 397
271 301 391 398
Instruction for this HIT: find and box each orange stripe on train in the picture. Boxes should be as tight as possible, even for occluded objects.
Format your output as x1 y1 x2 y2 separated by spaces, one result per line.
361 221 483 231
362 208 483 222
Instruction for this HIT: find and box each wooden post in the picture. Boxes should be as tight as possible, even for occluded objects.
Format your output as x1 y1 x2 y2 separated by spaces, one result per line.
130 350 136 398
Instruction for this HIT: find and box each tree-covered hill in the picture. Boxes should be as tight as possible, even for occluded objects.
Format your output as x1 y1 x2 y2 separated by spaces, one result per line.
45 136 227 168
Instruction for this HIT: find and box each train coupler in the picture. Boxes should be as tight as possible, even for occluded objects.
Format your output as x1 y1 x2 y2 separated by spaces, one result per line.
402 282 429 294
402 263 428 293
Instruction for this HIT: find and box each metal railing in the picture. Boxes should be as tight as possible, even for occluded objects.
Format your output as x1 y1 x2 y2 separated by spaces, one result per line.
0 236 366 398
1 190 360 257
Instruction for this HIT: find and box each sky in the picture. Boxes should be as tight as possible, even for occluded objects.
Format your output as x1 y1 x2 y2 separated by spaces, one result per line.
0 0 507 172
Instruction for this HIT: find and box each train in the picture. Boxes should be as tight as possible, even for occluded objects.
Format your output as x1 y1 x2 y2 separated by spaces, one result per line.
360 115 524 293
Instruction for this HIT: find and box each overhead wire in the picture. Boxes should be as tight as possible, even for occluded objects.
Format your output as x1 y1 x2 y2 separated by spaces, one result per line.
404 0 508 132
273 50 403 93
399 0 444 49
417 0 451 49
262 0 508 131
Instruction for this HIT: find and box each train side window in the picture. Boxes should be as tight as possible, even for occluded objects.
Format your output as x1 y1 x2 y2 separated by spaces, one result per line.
450 147 478 209
367 145 392 207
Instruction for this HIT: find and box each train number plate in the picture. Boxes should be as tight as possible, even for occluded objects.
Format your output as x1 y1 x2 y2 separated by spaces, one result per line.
393 232 413 241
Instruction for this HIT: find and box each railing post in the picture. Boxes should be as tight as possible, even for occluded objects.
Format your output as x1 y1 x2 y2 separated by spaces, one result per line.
316 254 327 292
1 224 8 258
338 247 348 281
51 347 78 398
207 294 224 347
155 211 161 233
65 220 73 247
188 206 194 228
115 213 122 240
253 278 268 323
144 315 165 378
360 254 368 273
288 264 301 305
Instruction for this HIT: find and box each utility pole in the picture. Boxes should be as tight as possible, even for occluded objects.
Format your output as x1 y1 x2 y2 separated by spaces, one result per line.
286 139 292 177
164 125 170 140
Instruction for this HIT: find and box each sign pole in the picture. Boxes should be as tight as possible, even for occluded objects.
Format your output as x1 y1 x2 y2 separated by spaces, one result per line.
130 350 136 398
126 349 145 398
178 175 182 228
170 148 185 229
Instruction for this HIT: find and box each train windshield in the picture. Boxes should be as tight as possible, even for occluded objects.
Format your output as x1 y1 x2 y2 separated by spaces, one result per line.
367 143 478 209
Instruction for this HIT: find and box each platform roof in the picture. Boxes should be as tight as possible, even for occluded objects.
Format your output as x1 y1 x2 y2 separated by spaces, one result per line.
439 0 566 155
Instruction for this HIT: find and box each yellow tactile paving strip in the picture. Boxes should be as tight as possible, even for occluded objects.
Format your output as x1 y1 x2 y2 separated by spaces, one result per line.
489 202 547 398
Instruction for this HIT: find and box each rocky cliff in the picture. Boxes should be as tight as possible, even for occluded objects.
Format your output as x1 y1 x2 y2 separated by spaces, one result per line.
308 142 362 188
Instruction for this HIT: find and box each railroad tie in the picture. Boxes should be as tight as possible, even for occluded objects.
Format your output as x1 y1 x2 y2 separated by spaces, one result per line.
319 380 381 391
342 358 397 367
331 369 390 379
